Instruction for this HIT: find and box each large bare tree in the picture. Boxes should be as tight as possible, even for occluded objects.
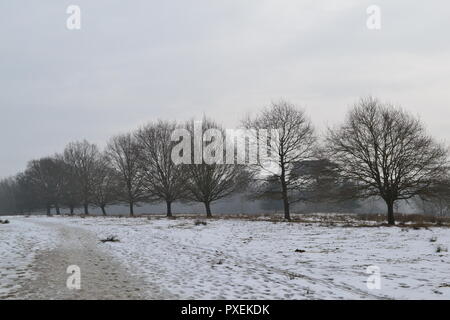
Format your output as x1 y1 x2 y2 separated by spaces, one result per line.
243 101 316 220
135 121 186 217
106 133 146 216
63 140 102 215
180 118 250 218
326 97 449 224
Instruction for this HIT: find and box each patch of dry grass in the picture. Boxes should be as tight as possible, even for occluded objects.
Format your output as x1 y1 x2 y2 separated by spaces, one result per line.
33 211 450 228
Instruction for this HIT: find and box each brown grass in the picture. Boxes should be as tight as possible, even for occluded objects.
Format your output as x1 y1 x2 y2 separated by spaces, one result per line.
48 212 450 228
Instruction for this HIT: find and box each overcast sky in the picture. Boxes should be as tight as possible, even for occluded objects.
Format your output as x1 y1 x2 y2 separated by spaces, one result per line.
1 0 449 178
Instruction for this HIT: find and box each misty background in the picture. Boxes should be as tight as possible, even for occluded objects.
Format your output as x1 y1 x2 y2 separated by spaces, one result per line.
1 1 449 214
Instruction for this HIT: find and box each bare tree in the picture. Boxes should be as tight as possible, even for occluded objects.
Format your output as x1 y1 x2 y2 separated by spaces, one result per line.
59 160 82 215
135 121 186 217
106 133 146 216
13 172 41 213
91 156 120 215
414 174 450 216
243 101 316 220
181 118 250 217
326 97 449 225
63 140 102 215
0 177 19 214
289 159 361 213
23 157 69 215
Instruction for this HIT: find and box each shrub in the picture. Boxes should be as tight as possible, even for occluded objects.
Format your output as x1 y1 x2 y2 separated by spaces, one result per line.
194 220 207 226
100 235 120 243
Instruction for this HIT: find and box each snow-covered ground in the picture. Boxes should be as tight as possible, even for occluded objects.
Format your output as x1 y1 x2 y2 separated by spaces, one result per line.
1 215 450 299
0 218 59 298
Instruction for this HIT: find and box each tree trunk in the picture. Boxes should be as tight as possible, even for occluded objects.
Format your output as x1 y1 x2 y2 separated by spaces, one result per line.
101 205 106 216
69 206 74 215
166 201 172 217
282 192 290 220
280 169 291 220
386 200 395 225
84 203 89 215
129 202 134 217
46 205 51 215
55 205 60 215
205 201 212 218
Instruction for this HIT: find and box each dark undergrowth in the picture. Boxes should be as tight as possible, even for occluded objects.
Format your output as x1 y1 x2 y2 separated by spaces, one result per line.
12 212 450 228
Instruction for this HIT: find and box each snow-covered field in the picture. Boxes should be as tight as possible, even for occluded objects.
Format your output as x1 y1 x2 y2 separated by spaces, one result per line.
0 218 59 298
1 215 450 299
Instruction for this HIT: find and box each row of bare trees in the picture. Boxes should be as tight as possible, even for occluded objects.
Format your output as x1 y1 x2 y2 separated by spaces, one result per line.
0 120 248 218
0 97 448 224
244 97 448 224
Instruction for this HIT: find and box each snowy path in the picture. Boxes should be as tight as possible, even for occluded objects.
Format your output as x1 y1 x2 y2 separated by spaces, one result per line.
1 220 150 299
